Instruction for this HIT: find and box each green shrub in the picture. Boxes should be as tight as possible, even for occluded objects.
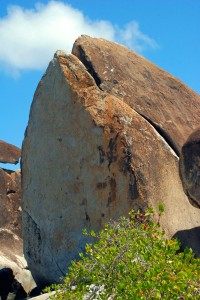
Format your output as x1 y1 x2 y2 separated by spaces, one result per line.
47 207 200 299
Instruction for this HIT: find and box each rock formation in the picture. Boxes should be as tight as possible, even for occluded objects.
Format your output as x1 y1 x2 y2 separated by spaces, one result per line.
179 127 200 208
0 141 36 297
0 140 21 164
22 36 200 286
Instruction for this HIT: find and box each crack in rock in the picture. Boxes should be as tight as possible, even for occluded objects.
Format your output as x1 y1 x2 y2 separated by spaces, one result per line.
73 45 102 88
137 112 180 158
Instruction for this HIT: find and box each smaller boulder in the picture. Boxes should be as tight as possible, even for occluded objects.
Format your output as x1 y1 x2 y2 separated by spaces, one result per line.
179 127 200 208
0 147 36 296
0 229 37 298
0 140 21 164
0 169 21 237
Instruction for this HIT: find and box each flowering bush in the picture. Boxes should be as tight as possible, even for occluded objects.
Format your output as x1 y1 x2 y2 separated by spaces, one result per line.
47 207 200 299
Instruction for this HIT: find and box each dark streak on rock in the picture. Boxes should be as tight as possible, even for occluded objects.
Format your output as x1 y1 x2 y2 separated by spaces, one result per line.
107 177 116 207
24 211 42 265
119 146 139 201
98 146 106 164
85 211 90 221
129 173 139 200
121 147 132 174
107 133 119 170
96 182 107 189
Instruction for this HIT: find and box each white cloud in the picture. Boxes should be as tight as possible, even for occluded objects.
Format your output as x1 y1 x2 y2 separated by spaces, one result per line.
117 21 158 52
0 1 158 75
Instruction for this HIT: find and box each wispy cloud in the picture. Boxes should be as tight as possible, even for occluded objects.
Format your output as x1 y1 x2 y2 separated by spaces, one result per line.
0 1 158 75
117 21 158 52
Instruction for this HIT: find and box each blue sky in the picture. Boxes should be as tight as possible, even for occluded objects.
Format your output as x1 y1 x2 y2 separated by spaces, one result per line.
0 0 199 170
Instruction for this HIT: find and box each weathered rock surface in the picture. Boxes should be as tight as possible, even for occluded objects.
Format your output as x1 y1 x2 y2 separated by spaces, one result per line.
22 39 200 286
0 140 21 164
72 36 200 155
0 141 36 297
179 127 200 208
31 292 54 300
0 169 21 237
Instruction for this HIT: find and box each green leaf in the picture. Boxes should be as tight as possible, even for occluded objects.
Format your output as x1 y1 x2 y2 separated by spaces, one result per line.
158 202 164 213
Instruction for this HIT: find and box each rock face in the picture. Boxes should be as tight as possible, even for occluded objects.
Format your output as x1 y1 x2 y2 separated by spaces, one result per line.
179 127 200 208
22 37 200 286
0 140 21 164
0 141 36 297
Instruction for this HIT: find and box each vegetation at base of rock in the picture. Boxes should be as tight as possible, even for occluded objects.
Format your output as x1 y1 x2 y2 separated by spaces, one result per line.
46 207 200 299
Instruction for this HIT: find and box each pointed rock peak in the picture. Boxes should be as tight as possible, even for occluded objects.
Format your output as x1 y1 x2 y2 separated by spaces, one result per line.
51 50 97 90
0 140 21 164
54 50 69 59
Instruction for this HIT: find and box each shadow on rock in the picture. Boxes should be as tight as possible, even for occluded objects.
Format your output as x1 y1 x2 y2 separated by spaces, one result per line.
0 267 27 300
0 268 14 300
173 226 200 257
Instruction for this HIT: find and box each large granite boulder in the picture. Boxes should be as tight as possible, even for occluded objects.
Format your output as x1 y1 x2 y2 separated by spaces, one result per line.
0 141 36 297
179 127 200 208
22 38 200 286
